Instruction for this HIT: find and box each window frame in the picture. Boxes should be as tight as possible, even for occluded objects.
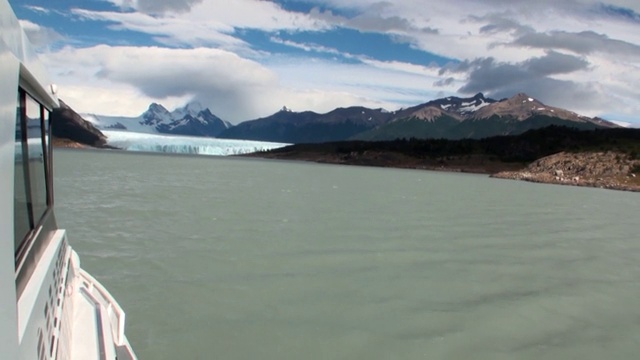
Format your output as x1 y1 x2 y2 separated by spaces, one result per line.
14 87 55 270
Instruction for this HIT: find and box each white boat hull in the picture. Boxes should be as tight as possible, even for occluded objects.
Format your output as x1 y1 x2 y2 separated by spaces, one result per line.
17 230 136 360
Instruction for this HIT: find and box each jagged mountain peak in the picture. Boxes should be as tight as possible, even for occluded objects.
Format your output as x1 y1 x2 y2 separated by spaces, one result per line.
399 92 497 121
508 93 542 104
353 92 619 142
110 101 230 136
172 101 206 118
147 102 170 113
142 103 172 126
473 93 584 121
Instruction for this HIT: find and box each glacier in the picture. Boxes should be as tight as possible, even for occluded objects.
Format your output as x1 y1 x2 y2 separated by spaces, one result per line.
103 131 289 156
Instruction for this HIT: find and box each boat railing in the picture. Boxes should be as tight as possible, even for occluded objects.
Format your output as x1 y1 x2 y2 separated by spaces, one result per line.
77 269 127 346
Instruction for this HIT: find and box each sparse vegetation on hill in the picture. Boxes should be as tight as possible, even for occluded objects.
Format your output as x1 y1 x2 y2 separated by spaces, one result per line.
265 126 640 163
248 126 640 192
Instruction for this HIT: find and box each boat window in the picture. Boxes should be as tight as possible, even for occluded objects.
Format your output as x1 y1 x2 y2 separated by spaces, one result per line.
14 89 52 255
26 93 49 222
14 92 30 251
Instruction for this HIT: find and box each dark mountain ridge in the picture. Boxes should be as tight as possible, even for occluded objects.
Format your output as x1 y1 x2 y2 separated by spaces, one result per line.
79 92 622 144
218 106 394 143
352 93 618 141
51 100 109 148
218 92 619 143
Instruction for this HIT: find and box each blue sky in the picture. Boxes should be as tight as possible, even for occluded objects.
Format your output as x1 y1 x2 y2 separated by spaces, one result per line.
10 0 640 125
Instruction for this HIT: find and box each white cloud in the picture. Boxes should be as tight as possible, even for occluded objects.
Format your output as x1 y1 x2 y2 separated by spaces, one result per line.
42 45 274 120
19 20 65 51
28 0 640 124
24 5 50 14
40 46 414 122
269 37 351 58
71 9 247 50
307 0 640 63
300 0 640 119
266 55 444 106
81 0 330 48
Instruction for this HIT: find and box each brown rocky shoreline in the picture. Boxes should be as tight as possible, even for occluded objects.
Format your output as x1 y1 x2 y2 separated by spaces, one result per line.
52 137 91 149
492 151 640 192
247 150 640 192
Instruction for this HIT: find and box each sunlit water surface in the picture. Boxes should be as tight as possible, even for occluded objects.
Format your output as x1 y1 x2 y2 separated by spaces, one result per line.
54 149 640 360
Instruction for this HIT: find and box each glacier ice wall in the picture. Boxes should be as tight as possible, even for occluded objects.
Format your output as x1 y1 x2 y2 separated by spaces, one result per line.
104 131 289 156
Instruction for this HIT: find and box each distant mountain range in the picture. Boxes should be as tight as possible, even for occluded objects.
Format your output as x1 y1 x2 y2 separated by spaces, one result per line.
217 106 393 143
83 102 232 137
352 93 618 141
81 93 623 144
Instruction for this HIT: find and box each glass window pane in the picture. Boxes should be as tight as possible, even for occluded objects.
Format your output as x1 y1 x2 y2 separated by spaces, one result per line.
14 92 30 251
26 94 48 224
43 108 51 205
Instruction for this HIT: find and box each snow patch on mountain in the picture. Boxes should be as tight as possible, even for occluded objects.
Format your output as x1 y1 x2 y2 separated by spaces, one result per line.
459 99 491 113
609 120 638 128
414 93 496 117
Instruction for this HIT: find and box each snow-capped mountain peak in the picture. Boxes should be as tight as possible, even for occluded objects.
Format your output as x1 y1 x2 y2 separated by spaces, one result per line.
83 101 229 137
172 101 205 119
142 103 172 126
429 93 496 114
148 102 170 114
402 92 497 121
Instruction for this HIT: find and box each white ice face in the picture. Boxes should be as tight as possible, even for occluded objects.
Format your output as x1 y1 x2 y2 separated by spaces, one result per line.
103 131 289 156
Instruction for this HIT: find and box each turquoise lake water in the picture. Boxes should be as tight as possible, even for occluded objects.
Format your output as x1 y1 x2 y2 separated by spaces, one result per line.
54 149 640 359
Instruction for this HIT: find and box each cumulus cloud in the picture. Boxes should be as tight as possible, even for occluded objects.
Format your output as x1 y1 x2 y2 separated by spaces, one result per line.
73 0 333 55
137 0 203 14
299 0 640 119
105 0 203 13
434 77 455 87
71 9 247 50
19 20 65 51
444 52 628 115
92 47 276 97
306 0 640 60
454 52 589 93
473 13 534 36
308 4 438 34
44 46 276 121
514 30 640 58
24 0 640 124
41 46 417 122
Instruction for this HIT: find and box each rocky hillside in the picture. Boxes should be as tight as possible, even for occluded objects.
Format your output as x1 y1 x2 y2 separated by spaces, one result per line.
493 152 640 191
247 126 640 192
51 100 109 148
219 92 619 143
393 92 496 121
354 93 618 141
